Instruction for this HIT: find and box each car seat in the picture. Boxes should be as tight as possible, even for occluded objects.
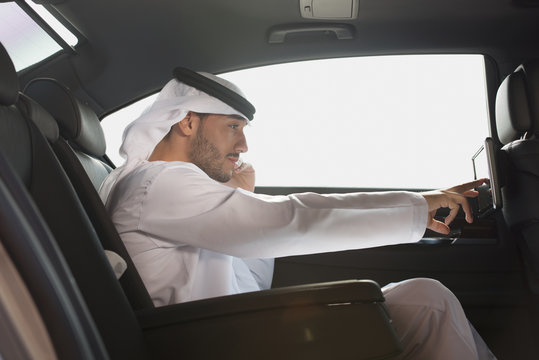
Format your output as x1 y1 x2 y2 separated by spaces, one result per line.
495 60 539 291
23 78 113 190
23 77 153 311
0 152 108 359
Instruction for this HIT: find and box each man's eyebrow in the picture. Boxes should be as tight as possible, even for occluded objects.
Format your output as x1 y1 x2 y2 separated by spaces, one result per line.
226 115 248 124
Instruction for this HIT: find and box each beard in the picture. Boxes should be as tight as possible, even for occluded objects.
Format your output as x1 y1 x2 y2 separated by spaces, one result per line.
188 128 232 183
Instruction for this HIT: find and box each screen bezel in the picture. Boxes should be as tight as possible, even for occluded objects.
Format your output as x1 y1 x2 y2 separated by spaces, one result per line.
484 137 502 209
471 137 502 212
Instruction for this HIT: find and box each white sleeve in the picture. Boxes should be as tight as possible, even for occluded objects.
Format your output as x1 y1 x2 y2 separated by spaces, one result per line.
139 166 428 258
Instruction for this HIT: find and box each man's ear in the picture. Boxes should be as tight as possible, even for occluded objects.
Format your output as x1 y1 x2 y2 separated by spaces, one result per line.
177 111 199 136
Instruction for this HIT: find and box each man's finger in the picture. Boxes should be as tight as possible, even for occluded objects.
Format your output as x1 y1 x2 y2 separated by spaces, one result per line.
457 193 474 223
429 219 450 235
445 192 474 224
462 190 479 198
449 178 488 193
234 161 254 173
444 204 460 225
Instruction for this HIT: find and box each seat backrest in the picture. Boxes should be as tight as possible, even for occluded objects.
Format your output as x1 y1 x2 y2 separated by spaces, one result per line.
0 42 149 359
23 78 153 310
495 60 539 290
495 60 539 228
0 152 108 360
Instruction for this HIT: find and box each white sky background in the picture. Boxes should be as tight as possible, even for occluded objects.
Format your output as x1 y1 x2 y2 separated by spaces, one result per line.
102 55 489 189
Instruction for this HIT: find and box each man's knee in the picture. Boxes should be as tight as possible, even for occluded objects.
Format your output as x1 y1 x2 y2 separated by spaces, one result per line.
383 278 459 312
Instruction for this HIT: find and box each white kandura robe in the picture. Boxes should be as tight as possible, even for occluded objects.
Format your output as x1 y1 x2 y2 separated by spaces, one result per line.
103 161 427 304
101 160 496 360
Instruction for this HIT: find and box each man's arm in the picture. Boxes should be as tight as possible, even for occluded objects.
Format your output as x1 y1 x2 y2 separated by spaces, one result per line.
137 164 484 259
224 162 485 236
142 168 428 258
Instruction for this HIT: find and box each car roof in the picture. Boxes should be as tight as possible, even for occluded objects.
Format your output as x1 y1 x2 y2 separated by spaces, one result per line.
18 0 539 117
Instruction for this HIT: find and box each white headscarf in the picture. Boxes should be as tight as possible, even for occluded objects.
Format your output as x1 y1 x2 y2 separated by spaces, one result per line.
99 72 249 204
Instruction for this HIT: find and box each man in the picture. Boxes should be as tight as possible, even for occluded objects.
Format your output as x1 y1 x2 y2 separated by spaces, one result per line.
100 68 495 359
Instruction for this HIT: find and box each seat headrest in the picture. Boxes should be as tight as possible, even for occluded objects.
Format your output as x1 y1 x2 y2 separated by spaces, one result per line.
24 78 106 157
0 42 19 106
17 94 60 143
495 67 532 145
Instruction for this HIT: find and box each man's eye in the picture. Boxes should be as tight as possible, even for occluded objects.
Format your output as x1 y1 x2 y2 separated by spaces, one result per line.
229 124 239 129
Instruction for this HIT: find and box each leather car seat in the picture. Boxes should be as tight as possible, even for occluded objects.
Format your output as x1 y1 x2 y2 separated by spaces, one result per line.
23 78 153 311
0 152 108 359
0 41 150 359
495 60 539 291
24 78 112 190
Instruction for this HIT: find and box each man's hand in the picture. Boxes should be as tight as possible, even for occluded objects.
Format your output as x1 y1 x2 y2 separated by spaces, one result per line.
225 160 256 192
421 178 488 235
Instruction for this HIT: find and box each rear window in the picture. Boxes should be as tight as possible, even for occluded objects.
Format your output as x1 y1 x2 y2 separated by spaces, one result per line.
0 2 77 71
103 55 489 189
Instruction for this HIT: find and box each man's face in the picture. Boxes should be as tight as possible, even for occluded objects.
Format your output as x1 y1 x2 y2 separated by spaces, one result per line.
188 114 248 182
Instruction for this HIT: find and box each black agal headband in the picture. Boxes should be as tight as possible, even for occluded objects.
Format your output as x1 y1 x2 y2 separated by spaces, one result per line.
173 67 256 120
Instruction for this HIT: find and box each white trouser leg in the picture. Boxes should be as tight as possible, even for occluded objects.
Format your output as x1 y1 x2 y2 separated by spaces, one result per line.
382 278 495 360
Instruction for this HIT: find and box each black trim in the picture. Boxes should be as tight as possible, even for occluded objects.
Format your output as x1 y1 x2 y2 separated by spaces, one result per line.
173 67 255 120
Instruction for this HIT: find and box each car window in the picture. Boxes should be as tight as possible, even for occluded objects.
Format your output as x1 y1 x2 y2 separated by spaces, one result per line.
0 2 77 71
102 55 489 189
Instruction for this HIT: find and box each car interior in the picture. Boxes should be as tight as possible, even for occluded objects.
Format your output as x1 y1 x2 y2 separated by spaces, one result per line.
1 0 539 359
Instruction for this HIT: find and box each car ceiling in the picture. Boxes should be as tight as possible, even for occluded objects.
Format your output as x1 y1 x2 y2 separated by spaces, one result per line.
17 0 539 117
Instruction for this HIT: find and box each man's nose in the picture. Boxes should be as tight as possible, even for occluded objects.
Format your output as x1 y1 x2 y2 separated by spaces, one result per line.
235 133 248 153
